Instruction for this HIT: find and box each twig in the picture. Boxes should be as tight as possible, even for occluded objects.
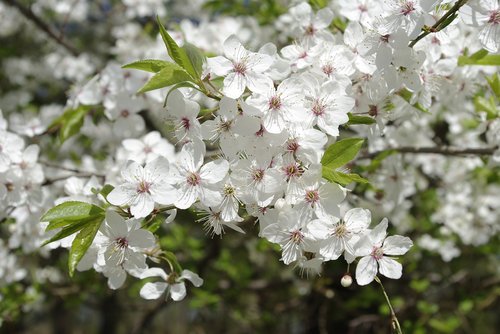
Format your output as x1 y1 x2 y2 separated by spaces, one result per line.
358 146 497 160
375 276 403 334
409 0 469 48
4 0 79 56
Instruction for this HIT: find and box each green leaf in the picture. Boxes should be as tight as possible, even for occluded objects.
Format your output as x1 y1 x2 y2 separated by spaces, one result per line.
322 166 369 186
68 216 103 277
137 63 192 93
346 113 376 125
474 95 498 120
486 73 500 98
122 59 173 73
321 138 364 169
41 219 91 246
458 50 500 66
49 106 93 143
182 43 206 79
469 49 489 60
156 17 199 81
41 201 105 227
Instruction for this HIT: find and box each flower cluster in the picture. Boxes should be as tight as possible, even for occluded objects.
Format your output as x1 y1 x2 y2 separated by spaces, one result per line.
1 0 499 312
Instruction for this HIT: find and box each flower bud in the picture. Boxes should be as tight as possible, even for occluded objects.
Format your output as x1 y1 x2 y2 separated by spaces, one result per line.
341 274 352 288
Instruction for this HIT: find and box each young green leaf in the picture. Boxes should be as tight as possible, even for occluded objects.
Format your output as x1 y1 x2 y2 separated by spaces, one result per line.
41 201 105 226
321 138 365 169
322 166 369 186
346 113 376 125
68 216 103 277
122 59 173 73
41 219 91 246
458 50 500 66
182 42 206 79
156 17 199 81
137 63 192 93
486 73 500 99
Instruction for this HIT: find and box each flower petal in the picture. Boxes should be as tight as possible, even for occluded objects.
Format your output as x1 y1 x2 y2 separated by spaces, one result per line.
355 256 377 286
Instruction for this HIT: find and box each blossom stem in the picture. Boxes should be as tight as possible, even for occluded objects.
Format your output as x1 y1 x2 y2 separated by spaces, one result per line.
4 0 80 56
409 0 469 48
374 276 403 334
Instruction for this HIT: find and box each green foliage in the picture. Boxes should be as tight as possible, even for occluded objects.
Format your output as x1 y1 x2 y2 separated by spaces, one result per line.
474 95 498 120
122 59 173 73
137 63 192 93
458 49 500 66
346 113 376 125
41 201 105 277
156 17 203 83
203 0 285 25
485 72 500 98
321 138 364 168
321 138 368 186
49 105 94 143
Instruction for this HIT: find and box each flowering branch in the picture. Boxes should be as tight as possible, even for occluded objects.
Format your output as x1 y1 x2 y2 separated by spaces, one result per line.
4 0 80 56
359 146 497 160
409 0 469 47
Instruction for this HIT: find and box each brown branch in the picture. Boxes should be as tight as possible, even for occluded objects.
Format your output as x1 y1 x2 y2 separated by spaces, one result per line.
4 0 79 56
359 146 497 160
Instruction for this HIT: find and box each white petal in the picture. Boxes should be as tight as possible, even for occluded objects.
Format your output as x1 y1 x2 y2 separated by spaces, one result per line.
378 257 402 280
370 219 388 245
344 208 371 232
107 267 127 290
355 256 377 286
107 184 137 206
139 267 168 280
223 72 246 99
128 229 156 249
181 269 204 287
105 210 128 237
383 236 413 255
140 282 168 300
200 159 229 184
130 193 155 218
207 56 233 76
170 282 187 301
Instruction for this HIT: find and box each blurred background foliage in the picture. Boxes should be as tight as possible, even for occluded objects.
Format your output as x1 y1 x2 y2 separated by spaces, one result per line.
0 0 499 333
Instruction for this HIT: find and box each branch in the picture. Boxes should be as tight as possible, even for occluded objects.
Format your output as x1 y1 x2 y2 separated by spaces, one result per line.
409 0 469 48
4 0 79 56
359 146 497 160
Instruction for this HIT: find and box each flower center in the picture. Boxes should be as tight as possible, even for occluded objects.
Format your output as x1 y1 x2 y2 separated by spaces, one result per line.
333 223 348 238
286 139 300 153
223 184 235 196
268 95 282 111
137 181 151 194
305 189 320 205
370 246 384 260
252 168 265 182
283 163 303 179
400 1 415 16
322 64 334 76
187 172 201 186
488 10 500 24
121 109 130 118
311 100 326 116
180 117 191 130
115 237 129 249
290 230 304 244
305 24 316 36
233 61 247 75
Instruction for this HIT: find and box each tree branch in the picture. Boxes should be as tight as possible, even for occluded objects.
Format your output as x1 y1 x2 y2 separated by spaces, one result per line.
4 0 80 56
359 146 497 160
409 0 469 48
